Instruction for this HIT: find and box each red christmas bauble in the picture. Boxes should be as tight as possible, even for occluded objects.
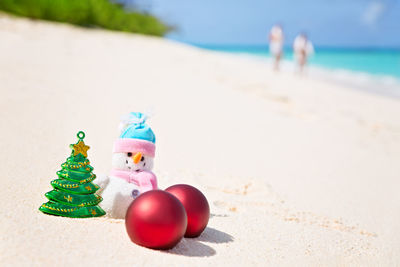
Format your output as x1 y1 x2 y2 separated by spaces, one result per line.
165 184 210 238
125 190 187 250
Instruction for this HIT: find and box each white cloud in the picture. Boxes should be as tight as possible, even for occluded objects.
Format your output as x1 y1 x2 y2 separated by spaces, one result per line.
362 1 386 26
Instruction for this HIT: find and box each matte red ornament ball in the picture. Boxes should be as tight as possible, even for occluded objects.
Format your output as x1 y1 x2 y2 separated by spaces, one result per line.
125 190 187 250
165 184 210 237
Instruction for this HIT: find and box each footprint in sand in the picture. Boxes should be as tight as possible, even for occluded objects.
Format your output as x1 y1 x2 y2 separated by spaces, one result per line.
210 181 376 238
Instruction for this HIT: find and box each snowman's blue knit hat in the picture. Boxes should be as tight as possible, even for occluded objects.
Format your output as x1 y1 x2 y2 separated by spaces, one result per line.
113 112 156 157
120 112 155 143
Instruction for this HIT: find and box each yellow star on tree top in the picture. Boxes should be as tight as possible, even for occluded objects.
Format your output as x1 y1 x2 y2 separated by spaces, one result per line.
71 140 90 157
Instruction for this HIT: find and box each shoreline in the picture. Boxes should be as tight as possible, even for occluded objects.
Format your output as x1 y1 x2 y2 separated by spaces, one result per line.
187 46 400 98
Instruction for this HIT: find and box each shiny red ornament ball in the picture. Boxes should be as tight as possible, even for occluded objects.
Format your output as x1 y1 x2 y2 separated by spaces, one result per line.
165 184 210 238
125 190 187 250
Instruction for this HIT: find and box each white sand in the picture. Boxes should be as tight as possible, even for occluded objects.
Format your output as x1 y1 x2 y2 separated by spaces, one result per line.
1 14 400 266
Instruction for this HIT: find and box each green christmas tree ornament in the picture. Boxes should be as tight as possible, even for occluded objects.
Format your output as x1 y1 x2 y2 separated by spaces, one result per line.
39 131 106 218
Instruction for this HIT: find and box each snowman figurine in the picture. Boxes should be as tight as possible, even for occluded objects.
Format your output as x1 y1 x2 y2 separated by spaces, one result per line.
97 112 158 218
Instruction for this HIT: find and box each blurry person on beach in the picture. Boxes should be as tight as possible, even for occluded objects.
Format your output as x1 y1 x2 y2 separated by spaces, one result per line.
269 24 284 71
293 33 314 74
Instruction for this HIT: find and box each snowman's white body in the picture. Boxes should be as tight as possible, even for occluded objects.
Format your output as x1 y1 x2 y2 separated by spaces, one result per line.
97 153 154 219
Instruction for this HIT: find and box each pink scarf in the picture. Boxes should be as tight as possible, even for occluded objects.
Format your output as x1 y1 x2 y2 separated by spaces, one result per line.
109 169 157 193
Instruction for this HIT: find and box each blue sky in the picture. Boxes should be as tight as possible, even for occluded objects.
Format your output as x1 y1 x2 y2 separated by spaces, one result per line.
131 0 400 48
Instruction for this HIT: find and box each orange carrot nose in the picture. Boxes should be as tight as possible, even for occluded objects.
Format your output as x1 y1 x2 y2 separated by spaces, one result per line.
132 152 142 164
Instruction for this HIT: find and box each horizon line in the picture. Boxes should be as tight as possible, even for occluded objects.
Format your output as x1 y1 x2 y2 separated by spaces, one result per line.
177 41 400 51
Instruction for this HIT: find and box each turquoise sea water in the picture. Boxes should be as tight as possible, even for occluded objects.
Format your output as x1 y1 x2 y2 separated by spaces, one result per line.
194 44 400 79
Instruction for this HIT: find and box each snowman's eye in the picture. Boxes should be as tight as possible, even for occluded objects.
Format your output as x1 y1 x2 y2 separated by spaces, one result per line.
127 152 132 157
141 157 144 162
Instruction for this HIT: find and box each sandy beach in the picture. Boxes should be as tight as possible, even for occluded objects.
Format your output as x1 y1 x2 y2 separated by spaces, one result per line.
1 14 400 266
